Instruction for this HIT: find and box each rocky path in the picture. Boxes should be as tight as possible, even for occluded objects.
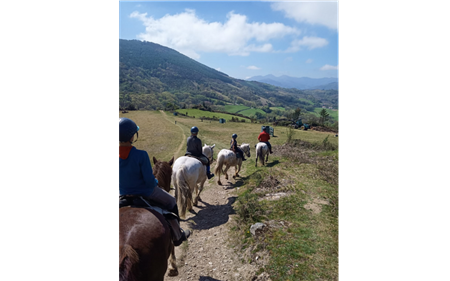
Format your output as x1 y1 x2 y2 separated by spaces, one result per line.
165 178 264 281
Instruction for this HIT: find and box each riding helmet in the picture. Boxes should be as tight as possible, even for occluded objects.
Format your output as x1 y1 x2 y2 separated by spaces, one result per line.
191 126 199 133
119 118 139 142
232 134 237 139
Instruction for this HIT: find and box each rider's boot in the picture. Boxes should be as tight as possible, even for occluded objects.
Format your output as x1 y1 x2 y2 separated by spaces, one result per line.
167 205 191 246
206 165 214 179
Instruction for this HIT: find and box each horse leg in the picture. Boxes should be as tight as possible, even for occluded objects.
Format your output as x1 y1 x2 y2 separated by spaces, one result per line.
235 163 241 178
193 183 200 206
196 178 206 203
224 165 230 180
167 242 178 276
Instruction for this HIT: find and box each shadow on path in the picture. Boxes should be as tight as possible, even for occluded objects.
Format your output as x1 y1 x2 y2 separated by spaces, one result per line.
185 197 237 231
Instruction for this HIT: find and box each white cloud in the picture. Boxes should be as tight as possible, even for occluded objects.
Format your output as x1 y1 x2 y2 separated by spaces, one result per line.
271 2 338 30
216 68 221 71
286 36 328 52
130 9 299 59
247 65 260 70
306 59 313 63
320 64 338 70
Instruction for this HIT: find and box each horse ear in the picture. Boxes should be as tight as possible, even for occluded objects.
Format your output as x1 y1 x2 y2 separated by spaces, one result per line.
169 156 174 166
153 157 158 164
212 144 215 148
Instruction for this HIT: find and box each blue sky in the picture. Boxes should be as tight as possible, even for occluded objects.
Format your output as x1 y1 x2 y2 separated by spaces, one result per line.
120 1 338 80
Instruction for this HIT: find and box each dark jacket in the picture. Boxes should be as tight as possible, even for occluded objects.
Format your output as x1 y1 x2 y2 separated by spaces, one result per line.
230 139 238 152
186 135 203 157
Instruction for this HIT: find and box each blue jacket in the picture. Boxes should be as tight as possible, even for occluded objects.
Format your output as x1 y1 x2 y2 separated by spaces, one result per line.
119 147 157 197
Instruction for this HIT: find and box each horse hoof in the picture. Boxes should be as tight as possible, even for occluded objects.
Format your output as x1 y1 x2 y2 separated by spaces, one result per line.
218 181 222 185
168 269 179 276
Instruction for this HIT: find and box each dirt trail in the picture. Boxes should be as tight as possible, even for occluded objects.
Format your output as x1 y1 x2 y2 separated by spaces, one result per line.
166 178 263 281
159 111 264 281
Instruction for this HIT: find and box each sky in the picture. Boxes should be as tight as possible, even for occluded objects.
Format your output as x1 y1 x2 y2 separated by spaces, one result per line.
119 1 338 80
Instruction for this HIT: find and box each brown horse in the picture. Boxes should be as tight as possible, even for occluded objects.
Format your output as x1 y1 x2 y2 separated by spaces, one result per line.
119 156 178 280
153 156 174 192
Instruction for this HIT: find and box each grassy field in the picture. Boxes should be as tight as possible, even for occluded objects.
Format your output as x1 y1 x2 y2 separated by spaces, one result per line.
314 107 339 121
175 108 250 121
299 98 314 105
119 110 338 280
270 107 285 111
222 105 250 113
238 107 267 117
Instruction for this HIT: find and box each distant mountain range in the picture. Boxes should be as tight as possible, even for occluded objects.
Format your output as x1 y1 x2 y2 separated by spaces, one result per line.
119 39 338 112
247 75 338 90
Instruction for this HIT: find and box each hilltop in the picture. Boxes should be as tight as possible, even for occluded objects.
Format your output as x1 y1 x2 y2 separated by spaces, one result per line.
119 39 338 114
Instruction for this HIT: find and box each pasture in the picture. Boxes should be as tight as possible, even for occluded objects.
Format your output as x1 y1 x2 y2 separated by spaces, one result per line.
119 110 338 281
175 108 251 121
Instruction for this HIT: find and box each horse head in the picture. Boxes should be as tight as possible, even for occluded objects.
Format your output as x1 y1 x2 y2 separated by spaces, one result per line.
240 143 251 157
203 144 215 163
152 156 174 193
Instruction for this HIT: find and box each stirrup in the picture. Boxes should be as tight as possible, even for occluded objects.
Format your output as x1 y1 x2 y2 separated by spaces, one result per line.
174 229 191 246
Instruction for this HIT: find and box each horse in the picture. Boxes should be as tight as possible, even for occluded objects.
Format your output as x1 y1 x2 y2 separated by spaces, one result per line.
214 143 251 185
255 142 270 167
153 156 174 192
119 156 179 280
202 144 215 163
171 156 207 218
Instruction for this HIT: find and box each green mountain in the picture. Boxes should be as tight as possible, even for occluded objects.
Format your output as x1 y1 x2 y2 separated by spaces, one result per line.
119 39 337 113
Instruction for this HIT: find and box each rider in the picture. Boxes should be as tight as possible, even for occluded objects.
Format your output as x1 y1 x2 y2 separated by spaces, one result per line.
230 134 246 161
258 126 273 154
119 117 190 246
186 126 214 179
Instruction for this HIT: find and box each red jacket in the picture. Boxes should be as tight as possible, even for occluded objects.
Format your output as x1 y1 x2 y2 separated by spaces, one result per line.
258 131 270 142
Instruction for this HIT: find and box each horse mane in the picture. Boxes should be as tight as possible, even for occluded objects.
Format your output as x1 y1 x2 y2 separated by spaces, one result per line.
119 244 140 281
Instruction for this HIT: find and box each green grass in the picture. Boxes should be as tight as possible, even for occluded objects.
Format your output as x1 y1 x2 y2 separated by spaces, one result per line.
238 108 267 117
299 98 314 105
222 105 250 113
270 107 285 111
175 108 250 121
313 108 339 121
232 138 338 281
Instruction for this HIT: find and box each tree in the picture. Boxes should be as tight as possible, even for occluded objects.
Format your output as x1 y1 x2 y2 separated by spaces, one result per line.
293 107 301 121
319 109 330 126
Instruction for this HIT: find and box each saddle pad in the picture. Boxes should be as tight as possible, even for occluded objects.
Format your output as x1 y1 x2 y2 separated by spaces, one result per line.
184 154 208 165
119 196 177 219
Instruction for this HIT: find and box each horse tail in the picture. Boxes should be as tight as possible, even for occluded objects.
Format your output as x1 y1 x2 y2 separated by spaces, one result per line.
119 244 139 281
174 165 192 218
256 145 261 165
214 153 224 176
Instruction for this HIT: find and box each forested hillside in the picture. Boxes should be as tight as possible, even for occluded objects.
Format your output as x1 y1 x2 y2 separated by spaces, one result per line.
119 39 338 114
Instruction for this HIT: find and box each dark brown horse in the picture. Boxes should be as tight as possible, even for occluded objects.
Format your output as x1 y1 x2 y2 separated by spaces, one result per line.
119 156 178 280
153 156 174 192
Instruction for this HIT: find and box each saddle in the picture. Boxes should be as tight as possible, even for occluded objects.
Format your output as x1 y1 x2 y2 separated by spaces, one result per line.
184 152 209 165
119 195 178 221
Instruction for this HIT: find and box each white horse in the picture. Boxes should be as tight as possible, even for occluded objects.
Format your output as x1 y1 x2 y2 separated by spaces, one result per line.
255 142 270 167
171 156 207 218
214 143 251 185
202 144 215 163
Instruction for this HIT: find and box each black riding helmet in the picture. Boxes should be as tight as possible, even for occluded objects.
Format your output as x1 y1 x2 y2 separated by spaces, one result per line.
119 118 139 142
232 134 237 139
